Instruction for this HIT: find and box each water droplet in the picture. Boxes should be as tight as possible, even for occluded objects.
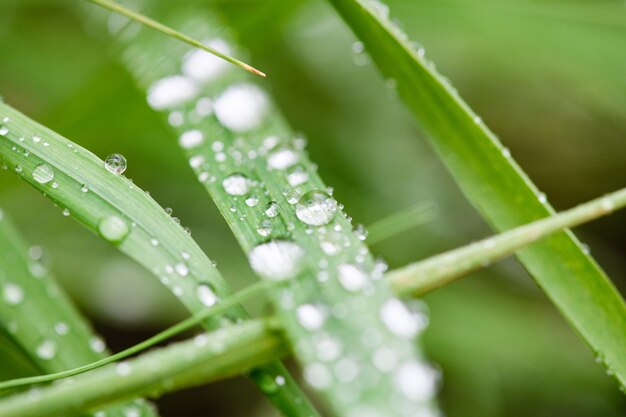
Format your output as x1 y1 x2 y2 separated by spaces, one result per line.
196 97 213 116
54 322 69 335
62 208 70 217
150 238 159 246
337 263 369 292
90 337 106 353
295 191 337 226
32 164 54 184
214 83 268 132
256 219 273 237
98 215 130 244
168 111 184 127
379 298 420 339
223 173 250 196
265 201 279 218
189 155 205 169
267 145 300 170
182 38 231 82
286 165 309 186
116 362 132 376
15 165 23 174
196 284 218 307
36 340 57 360
175 262 189 277
394 361 436 401
32 134 42 143
81 184 89 193
538 192 547 204
104 154 127 175
3 283 24 305
245 196 259 207
248 240 305 280
0 122 8 136
147 76 198 110
354 224 368 241
304 363 332 389
179 130 204 149
296 304 326 330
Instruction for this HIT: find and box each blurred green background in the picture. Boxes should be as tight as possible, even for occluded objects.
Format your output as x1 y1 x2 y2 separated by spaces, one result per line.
1 0 625 416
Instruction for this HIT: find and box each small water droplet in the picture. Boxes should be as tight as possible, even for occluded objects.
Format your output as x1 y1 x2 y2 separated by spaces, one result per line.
175 262 189 277
116 362 132 376
32 164 54 184
62 208 71 217
267 145 300 170
179 130 204 149
0 122 8 136
337 263 369 292
245 196 259 207
196 284 218 307
98 215 130 243
214 83 268 132
90 337 106 353
296 304 326 330
354 224 368 241
304 363 332 389
104 154 127 175
81 184 89 193
3 283 24 305
147 75 198 110
538 192 547 204
296 191 337 226
54 322 70 335
248 240 305 280
32 134 42 143
223 173 250 196
256 219 273 237
189 155 205 169
286 165 309 187
265 201 279 218
394 361 436 401
380 298 420 339
36 340 57 360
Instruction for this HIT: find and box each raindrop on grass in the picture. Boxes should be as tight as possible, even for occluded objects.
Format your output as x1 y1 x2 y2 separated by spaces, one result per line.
0 122 8 136
256 219 273 237
36 340 57 360
104 154 127 175
3 283 24 305
248 240 305 280
267 145 299 170
265 201 279 218
196 284 218 307
32 164 54 184
223 173 250 196
295 191 337 226
98 215 130 244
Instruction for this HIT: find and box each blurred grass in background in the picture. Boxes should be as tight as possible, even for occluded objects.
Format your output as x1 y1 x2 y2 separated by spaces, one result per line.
0 0 624 416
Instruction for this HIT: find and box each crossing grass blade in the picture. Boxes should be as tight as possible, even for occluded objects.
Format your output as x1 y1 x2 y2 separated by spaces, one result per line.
0 209 158 416
0 102 321 417
327 0 626 387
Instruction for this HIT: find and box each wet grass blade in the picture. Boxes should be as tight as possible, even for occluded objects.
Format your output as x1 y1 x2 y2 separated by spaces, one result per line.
84 0 266 77
389 187 626 296
0 102 320 416
327 0 626 387
0 209 158 415
0 318 288 417
104 6 439 415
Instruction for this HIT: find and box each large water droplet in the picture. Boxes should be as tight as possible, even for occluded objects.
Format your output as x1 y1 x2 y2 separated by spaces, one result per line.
295 191 337 226
214 83 268 132
98 215 130 243
394 361 437 401
32 164 54 184
248 240 305 280
104 154 127 175
147 75 198 110
182 38 231 83
223 173 250 196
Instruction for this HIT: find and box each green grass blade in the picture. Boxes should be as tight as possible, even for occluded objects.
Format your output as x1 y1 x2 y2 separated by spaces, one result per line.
0 209 158 416
327 0 626 386
105 6 439 415
0 102 320 416
389 187 626 296
366 201 438 244
0 318 288 417
0 279 275 391
84 0 266 77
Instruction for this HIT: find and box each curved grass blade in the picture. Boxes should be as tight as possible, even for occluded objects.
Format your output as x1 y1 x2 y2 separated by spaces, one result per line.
389 187 626 296
0 103 320 416
327 0 626 387
84 0 265 77
0 279 275 391
366 201 438 245
98 5 439 415
0 209 158 416
0 318 288 417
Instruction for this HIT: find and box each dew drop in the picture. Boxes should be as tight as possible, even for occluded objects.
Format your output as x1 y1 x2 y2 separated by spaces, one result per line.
214 83 268 132
174 262 189 277
296 304 325 330
265 201 279 218
248 240 305 280
116 362 132 376
179 130 204 149
256 219 273 237
196 284 218 307
32 134 42 143
0 122 8 136
54 322 70 335
104 154 127 175
36 340 57 360
379 298 420 339
286 165 309 186
62 208 71 217
3 283 24 305
189 155 205 169
90 337 106 353
245 196 259 207
182 38 231 83
81 184 89 193
223 173 250 196
98 215 130 244
32 164 54 184
394 361 436 401
267 145 300 170
304 363 332 389
337 263 369 292
147 75 198 110
295 191 337 226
